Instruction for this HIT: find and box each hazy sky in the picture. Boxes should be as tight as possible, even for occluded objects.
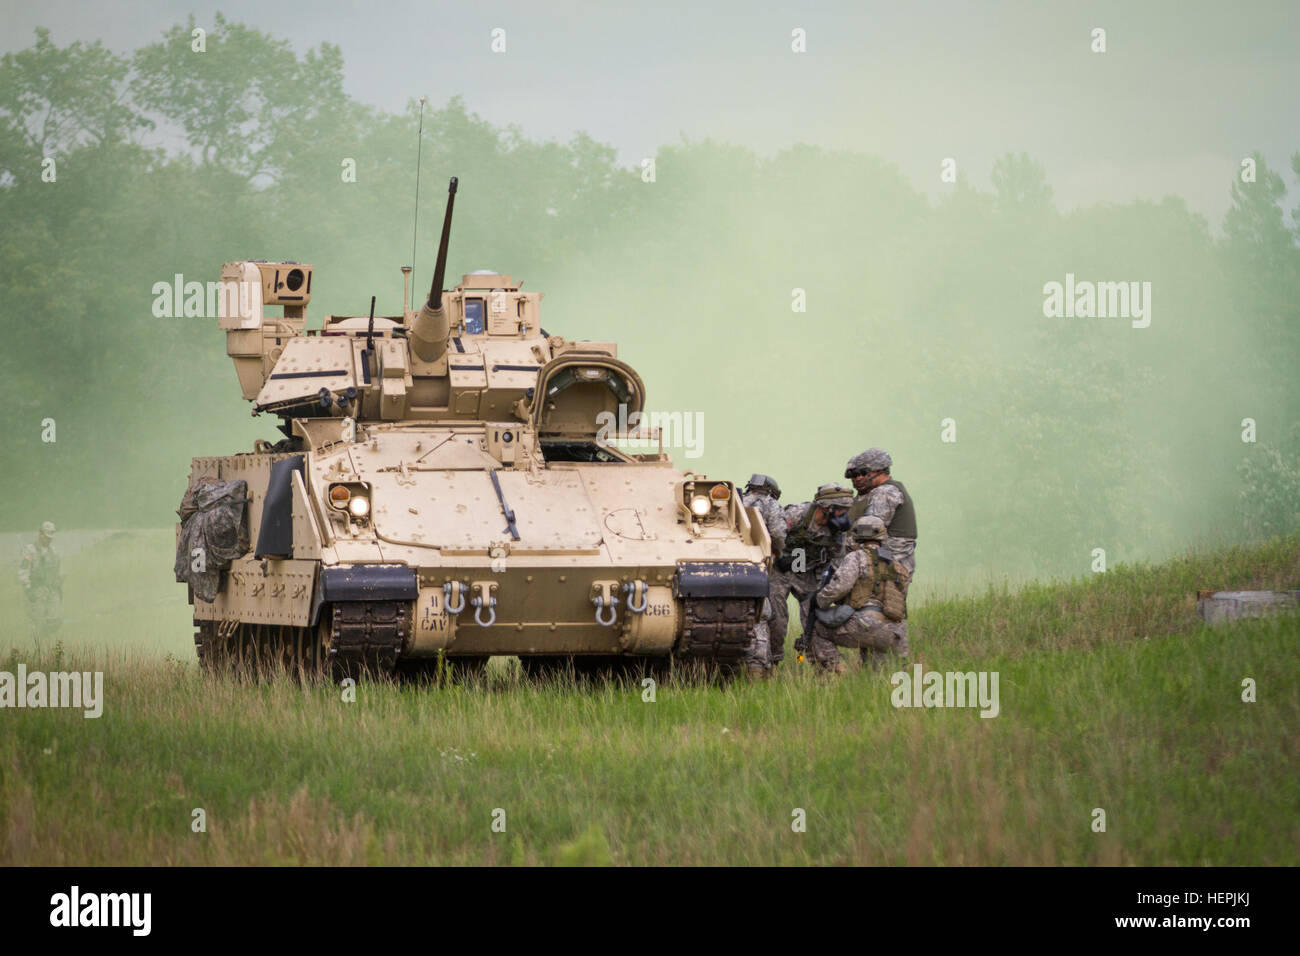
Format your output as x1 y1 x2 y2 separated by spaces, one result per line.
3 0 1297 224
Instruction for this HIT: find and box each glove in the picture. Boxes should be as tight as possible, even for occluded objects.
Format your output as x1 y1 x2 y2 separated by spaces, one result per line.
774 554 794 572
793 635 808 652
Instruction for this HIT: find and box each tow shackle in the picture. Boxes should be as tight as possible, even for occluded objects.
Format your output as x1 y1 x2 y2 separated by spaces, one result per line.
469 582 497 627
623 580 649 614
443 581 468 614
590 580 620 627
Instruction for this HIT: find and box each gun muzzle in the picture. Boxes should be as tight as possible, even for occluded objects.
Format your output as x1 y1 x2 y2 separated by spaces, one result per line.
411 177 457 361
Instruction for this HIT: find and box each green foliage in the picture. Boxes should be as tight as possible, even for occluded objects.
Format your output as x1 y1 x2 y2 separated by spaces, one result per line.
1237 423 1300 539
0 27 149 178
0 18 1297 588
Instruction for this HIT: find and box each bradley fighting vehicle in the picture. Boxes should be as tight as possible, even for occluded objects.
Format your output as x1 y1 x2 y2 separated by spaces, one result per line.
175 179 771 677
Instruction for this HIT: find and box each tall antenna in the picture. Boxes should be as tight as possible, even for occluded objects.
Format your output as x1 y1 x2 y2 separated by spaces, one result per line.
410 97 427 297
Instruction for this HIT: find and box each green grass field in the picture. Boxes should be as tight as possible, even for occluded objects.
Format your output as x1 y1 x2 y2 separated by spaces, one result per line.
0 532 1297 864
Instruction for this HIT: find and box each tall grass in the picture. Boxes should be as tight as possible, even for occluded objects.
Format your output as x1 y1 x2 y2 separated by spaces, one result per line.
0 534 1296 864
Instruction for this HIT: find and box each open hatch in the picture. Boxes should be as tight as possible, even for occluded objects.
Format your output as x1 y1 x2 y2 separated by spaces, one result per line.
530 353 646 463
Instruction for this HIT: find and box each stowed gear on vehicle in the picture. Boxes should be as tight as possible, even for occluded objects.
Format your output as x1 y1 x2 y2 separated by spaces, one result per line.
175 178 772 678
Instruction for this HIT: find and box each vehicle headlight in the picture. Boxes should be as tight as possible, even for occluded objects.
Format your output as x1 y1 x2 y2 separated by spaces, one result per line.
689 495 711 517
348 495 370 518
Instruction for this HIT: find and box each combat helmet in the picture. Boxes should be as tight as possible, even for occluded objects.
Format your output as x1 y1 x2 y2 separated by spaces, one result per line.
845 447 892 477
744 473 781 499
850 515 887 542
813 483 855 511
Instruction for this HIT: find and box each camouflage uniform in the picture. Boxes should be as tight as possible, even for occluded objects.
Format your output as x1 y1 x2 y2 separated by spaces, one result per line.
844 448 917 577
781 484 855 655
857 484 915 576
745 597 773 676
741 474 787 664
809 517 908 672
764 501 809 659
846 448 917 651
744 493 787 555
18 523 62 646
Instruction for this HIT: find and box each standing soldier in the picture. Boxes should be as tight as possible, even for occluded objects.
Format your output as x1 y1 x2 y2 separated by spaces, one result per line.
742 474 789 664
783 484 855 659
18 521 62 647
808 516 909 674
845 447 917 577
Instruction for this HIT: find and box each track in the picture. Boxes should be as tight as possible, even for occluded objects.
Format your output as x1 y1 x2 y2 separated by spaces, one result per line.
672 596 762 668
197 595 761 678
194 600 408 678
328 600 408 675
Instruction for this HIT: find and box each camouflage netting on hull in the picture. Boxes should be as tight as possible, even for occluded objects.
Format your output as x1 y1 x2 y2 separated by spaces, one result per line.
174 479 250 603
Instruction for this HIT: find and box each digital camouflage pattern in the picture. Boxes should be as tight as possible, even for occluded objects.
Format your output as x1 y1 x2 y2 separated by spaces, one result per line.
782 489 855 649
850 514 887 542
18 532 62 644
743 489 787 555
174 478 251 603
743 473 781 499
845 447 892 474
850 481 916 575
743 487 788 662
808 605 907 671
767 500 813 657
810 545 908 670
744 597 773 673
741 476 788 663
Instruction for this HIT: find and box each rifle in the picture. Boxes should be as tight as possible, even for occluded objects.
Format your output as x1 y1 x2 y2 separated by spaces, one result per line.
794 561 839 657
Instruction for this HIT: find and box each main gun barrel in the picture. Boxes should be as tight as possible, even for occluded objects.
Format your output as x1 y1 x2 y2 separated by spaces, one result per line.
411 176 458 361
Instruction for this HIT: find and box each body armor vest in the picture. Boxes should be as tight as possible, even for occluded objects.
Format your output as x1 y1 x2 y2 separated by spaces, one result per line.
845 545 907 621
849 479 917 539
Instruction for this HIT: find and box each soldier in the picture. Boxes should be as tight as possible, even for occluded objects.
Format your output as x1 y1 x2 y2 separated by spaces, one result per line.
18 521 62 647
744 597 774 678
781 483 855 658
742 474 789 664
845 448 917 577
808 516 909 674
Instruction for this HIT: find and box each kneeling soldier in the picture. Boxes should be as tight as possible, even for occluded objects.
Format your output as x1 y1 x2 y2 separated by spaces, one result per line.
809 516 909 674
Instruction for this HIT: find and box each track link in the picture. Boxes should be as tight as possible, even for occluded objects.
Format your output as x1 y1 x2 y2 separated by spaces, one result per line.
328 601 409 675
674 597 760 667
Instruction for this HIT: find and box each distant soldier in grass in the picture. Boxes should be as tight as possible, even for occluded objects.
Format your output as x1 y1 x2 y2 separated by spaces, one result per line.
18 521 62 647
809 516 909 674
742 473 788 664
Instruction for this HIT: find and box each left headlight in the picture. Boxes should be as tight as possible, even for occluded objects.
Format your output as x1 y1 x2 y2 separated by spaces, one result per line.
348 495 370 518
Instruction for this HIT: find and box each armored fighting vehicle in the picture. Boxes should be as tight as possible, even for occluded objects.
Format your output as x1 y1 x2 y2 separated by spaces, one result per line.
175 178 770 678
